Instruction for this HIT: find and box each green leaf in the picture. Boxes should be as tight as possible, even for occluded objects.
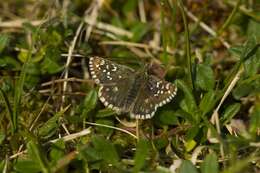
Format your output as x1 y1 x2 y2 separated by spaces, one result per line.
14 159 42 173
38 105 69 138
153 137 168 150
27 141 50 173
185 125 199 141
240 36 259 61
199 91 216 115
131 22 150 41
195 64 215 91
200 153 218 173
0 34 9 53
0 131 5 145
123 0 137 14
243 46 260 77
133 139 150 173
96 108 116 118
184 140 196 152
95 119 114 135
41 47 63 74
179 160 198 173
249 106 260 135
0 56 21 70
178 80 198 116
232 78 260 99
50 140 65 165
228 45 244 57
247 18 260 42
221 103 241 125
92 136 119 166
157 110 179 125
81 89 98 118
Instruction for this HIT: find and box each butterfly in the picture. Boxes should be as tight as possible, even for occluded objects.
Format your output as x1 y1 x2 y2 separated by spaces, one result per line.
89 56 177 119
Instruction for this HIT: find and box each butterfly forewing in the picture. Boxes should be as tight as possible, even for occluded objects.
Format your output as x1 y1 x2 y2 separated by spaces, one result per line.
89 56 134 84
89 56 135 112
130 75 177 119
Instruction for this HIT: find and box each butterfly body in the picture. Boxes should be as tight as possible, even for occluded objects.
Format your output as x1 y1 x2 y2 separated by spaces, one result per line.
89 56 177 119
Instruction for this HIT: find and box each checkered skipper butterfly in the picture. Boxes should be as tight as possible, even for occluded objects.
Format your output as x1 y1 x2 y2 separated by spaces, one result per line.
89 56 177 119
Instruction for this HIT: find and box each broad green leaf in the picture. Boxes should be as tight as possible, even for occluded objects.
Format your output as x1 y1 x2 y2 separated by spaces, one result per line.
14 159 42 173
50 139 65 165
232 79 257 99
0 56 21 70
185 125 199 141
154 137 168 150
184 139 196 152
179 160 198 173
133 139 150 173
228 45 244 58
221 103 241 125
41 47 63 74
199 91 216 115
92 136 119 166
157 110 179 125
81 89 98 118
243 47 260 77
240 36 259 61
96 108 116 118
222 156 254 173
95 119 114 135
249 106 260 135
27 141 50 173
200 153 218 173
247 18 260 42
195 64 215 91
178 80 197 115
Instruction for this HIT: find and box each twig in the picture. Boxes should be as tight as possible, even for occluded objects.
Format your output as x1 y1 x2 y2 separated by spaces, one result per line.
9 128 92 160
85 122 137 139
48 128 92 143
0 19 46 28
184 7 230 49
219 0 242 34
138 0 146 23
41 77 92 87
29 97 51 131
99 40 175 55
226 1 260 22
84 0 104 41
62 22 84 106
84 17 133 39
210 67 244 160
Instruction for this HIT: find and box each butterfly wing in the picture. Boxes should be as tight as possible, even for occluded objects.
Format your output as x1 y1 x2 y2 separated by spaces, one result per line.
89 56 135 112
89 56 134 84
130 75 177 119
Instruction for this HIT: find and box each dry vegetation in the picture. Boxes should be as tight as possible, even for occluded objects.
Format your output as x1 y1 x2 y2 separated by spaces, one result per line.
0 0 259 173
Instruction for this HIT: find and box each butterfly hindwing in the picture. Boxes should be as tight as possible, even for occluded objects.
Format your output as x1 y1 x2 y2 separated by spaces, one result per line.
130 75 177 119
98 78 134 113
